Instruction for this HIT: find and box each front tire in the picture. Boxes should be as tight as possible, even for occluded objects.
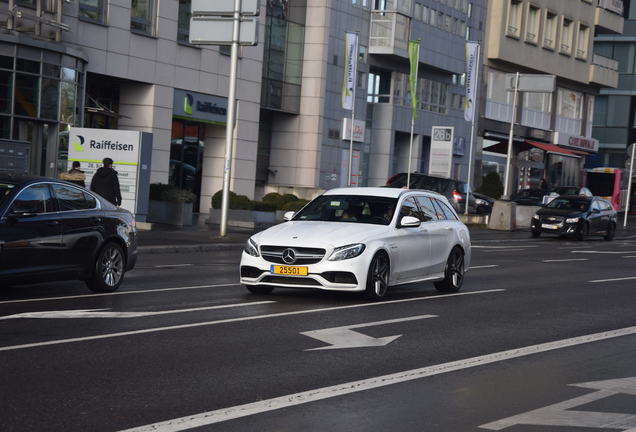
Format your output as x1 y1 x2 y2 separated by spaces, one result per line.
604 223 616 241
434 247 465 293
365 252 390 300
575 222 589 241
86 242 126 293
246 285 274 294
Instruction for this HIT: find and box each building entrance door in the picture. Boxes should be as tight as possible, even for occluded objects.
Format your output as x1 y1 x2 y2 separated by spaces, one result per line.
13 119 53 177
169 119 204 211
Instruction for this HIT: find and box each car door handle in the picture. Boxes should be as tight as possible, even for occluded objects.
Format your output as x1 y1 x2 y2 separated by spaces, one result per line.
46 220 60 227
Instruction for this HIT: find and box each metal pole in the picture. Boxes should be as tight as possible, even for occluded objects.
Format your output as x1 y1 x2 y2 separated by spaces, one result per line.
503 72 519 200
624 144 635 228
220 0 241 237
465 44 481 215
407 40 420 190
347 32 359 187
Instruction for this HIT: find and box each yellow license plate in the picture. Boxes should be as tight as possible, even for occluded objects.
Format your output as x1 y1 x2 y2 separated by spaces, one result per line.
270 265 308 276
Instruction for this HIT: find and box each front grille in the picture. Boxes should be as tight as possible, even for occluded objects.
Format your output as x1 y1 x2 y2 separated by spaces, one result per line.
540 216 564 224
261 276 321 286
260 245 326 265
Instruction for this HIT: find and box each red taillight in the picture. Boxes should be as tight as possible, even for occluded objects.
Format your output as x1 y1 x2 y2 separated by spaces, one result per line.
386 174 400 185
452 190 462 201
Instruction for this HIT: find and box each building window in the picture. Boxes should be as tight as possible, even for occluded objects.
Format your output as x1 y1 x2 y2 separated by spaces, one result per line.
177 0 191 43
526 5 540 44
560 18 573 55
585 95 594 137
79 0 106 23
556 88 583 135
544 11 557 50
576 24 589 59
131 0 155 35
507 0 522 38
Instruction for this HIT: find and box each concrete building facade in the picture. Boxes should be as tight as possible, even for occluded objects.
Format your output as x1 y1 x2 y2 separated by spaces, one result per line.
480 0 623 193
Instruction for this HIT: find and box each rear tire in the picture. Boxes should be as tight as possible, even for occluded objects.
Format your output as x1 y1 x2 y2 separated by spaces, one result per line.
86 242 126 293
604 223 616 241
246 285 274 294
434 247 465 293
365 252 390 300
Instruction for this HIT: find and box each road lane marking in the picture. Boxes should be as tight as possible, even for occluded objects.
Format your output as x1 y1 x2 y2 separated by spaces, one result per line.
302 315 437 350
623 256 636 258
542 258 589 263
573 251 636 254
469 265 499 269
589 276 636 283
118 325 636 432
0 283 242 305
0 301 276 320
0 289 505 352
154 264 194 269
472 245 539 249
480 377 636 430
484 249 524 253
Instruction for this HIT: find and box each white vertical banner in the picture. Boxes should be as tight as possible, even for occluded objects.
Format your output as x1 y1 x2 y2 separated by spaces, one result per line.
464 41 480 122
342 32 358 111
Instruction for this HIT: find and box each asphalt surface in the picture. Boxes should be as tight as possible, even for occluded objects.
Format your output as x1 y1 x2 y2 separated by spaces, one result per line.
2 229 636 431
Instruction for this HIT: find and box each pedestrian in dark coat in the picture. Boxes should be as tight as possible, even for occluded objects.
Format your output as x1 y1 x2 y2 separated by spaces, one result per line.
90 158 122 206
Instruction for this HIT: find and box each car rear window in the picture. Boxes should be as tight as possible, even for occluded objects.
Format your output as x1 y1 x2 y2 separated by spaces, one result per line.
0 183 16 206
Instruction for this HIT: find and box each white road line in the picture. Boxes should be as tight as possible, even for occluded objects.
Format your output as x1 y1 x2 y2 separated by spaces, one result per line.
589 276 636 283
118 325 636 432
0 283 242 305
154 264 194 269
469 265 499 269
484 249 524 253
573 251 636 254
542 258 589 263
623 256 636 259
472 245 539 249
0 301 276 320
0 289 505 352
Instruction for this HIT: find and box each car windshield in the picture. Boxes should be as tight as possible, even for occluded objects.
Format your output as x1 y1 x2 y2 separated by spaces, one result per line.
545 198 590 212
554 187 579 195
0 183 16 206
294 195 398 225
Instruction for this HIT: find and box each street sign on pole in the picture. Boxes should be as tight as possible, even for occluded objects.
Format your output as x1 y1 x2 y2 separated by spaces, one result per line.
505 74 556 93
189 17 258 46
192 0 260 16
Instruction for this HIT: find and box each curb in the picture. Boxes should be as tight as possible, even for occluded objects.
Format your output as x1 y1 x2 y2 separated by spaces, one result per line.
138 243 245 255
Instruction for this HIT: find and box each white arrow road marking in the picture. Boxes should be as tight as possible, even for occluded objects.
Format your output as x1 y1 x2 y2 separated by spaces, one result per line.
590 276 636 283
542 258 589 263
118 326 636 432
0 301 276 320
301 315 437 350
480 377 636 430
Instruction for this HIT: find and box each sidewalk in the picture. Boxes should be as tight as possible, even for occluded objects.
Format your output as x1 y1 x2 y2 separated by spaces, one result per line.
136 214 636 254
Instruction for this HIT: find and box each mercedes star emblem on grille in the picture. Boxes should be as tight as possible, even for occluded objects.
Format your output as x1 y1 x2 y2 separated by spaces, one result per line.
282 248 297 264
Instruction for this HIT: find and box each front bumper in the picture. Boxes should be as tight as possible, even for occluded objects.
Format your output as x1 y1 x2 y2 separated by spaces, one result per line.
531 219 580 236
239 251 369 292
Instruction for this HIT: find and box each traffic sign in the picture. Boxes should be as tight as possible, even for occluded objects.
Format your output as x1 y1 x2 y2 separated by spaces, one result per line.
191 0 260 16
506 74 556 92
189 17 258 46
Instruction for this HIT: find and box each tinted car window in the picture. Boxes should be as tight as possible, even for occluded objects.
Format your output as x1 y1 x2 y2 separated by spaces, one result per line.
399 197 424 222
10 184 56 214
294 195 397 225
433 198 457 221
545 198 590 212
52 184 96 211
0 182 16 206
414 196 438 222
554 187 579 195
591 200 602 211
600 200 612 211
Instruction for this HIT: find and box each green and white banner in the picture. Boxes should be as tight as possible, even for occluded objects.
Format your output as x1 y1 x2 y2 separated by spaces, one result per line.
464 41 480 122
408 40 421 121
342 32 358 111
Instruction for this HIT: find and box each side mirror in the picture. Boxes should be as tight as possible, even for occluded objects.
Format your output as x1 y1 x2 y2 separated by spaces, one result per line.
283 211 295 221
399 215 421 228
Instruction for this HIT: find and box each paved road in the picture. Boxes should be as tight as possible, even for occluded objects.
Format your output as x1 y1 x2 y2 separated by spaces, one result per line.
2 230 636 431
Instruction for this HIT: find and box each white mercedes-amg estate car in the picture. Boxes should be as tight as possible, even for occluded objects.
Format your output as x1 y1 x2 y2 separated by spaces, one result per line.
240 187 471 300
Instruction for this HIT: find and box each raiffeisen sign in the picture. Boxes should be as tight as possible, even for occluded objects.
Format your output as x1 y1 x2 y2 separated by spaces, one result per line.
68 127 153 221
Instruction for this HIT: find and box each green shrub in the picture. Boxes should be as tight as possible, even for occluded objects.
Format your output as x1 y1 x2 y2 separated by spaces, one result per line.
476 172 504 200
252 201 277 212
211 190 237 209
282 199 309 212
149 183 196 203
233 194 254 210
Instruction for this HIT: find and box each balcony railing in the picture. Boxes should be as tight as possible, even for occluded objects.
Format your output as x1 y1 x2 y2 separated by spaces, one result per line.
592 53 619 70
597 0 624 15
521 109 551 131
369 11 410 57
556 116 582 136
485 100 512 123
373 0 413 16
2 0 69 41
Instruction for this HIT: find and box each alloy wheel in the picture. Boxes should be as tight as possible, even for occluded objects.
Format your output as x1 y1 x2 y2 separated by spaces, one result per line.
101 246 124 287
372 254 389 298
448 249 464 289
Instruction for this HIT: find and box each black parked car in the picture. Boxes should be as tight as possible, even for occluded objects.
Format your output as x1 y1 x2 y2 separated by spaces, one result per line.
386 173 477 213
0 176 137 292
531 195 617 241
512 188 548 206
473 192 495 215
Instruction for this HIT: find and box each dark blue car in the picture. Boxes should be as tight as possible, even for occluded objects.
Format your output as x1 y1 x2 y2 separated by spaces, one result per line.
0 175 137 292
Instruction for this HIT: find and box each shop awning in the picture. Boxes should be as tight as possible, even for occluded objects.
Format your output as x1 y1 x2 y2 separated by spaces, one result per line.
483 140 581 157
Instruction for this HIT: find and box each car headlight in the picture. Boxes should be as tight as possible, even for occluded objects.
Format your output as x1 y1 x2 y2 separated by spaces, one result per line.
244 238 259 257
566 217 580 224
476 198 487 206
328 243 366 261
532 214 540 220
